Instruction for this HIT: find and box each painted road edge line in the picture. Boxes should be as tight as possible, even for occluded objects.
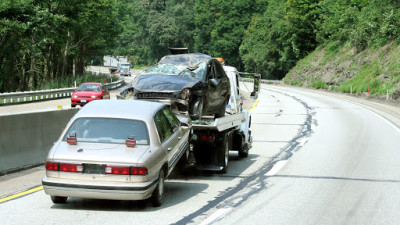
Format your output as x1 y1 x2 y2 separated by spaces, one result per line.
0 185 43 204
248 99 258 112
265 160 288 176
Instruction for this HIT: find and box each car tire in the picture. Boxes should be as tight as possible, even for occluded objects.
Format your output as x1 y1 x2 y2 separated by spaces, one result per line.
51 196 68 204
71 104 76 108
189 97 203 120
151 170 165 207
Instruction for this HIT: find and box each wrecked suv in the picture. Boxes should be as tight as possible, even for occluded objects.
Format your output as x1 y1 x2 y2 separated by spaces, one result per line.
119 53 230 120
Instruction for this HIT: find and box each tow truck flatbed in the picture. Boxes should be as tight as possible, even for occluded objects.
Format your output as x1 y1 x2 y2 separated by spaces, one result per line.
192 113 245 131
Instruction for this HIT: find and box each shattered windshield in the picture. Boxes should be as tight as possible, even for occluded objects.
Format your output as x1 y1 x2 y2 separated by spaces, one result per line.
141 63 206 80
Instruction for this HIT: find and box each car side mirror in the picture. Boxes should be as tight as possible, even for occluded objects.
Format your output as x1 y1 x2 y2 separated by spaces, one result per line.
171 124 179 132
251 75 261 99
210 78 219 87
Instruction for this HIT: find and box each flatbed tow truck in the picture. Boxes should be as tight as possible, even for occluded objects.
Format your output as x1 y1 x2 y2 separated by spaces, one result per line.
118 56 260 174
183 65 260 173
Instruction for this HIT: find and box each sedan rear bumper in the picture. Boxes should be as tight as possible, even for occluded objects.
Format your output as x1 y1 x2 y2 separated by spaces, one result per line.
42 176 158 201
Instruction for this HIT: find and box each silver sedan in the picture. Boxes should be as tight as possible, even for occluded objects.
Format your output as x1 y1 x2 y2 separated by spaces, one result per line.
42 100 191 207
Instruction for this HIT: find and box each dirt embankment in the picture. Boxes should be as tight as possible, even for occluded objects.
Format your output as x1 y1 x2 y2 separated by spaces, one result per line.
284 41 400 107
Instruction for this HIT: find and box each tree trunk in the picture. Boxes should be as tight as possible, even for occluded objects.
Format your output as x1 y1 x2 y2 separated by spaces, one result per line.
61 29 70 79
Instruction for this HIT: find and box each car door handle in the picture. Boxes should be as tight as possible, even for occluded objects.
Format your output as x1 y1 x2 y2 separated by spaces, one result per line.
178 136 182 140
167 147 173 151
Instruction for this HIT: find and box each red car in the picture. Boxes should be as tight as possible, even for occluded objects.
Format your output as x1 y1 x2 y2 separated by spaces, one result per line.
71 82 110 107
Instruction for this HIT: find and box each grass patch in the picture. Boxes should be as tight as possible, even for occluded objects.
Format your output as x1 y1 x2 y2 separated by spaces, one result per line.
133 64 149 70
310 80 328 89
320 41 341 66
290 81 304 86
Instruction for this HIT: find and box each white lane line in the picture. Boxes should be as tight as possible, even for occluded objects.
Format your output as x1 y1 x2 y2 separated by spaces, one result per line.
265 160 288 176
199 207 233 225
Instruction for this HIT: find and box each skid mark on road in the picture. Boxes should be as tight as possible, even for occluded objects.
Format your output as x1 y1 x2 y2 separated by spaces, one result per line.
174 87 317 225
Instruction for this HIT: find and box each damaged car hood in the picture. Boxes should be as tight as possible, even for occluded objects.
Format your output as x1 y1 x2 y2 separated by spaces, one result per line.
133 75 200 92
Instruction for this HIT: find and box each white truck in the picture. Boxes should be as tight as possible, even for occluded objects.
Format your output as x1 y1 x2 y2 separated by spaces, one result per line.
183 64 260 173
118 63 131 76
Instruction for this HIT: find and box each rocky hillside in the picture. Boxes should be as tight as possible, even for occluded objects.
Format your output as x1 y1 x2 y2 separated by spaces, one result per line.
283 41 400 99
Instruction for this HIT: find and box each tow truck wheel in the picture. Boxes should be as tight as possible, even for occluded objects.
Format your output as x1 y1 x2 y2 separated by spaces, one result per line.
151 170 165 207
51 196 68 204
219 133 229 174
239 143 249 158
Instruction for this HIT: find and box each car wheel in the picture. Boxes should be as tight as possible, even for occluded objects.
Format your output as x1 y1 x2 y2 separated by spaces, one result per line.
51 196 68 204
71 104 76 108
189 97 203 120
151 170 165 207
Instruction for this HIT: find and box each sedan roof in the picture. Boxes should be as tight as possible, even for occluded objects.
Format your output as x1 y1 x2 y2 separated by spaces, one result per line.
74 100 163 122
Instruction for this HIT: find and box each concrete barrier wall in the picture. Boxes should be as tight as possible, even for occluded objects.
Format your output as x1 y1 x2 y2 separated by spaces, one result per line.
0 109 78 174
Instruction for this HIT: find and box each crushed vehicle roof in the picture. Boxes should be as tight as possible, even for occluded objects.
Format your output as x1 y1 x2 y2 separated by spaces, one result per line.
158 53 212 66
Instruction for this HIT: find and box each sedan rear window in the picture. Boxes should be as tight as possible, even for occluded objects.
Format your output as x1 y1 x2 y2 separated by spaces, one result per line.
63 118 149 145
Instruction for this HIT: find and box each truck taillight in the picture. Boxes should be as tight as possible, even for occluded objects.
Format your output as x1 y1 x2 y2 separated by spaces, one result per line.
201 134 214 141
46 162 58 171
59 163 83 173
106 166 130 175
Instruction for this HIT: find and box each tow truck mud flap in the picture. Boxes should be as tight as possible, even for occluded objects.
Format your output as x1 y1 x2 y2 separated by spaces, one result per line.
193 142 223 171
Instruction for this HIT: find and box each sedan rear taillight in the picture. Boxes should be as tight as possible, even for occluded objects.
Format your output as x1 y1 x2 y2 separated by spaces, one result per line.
59 163 83 173
131 167 148 175
46 162 58 171
106 166 147 175
45 162 146 175
105 166 130 175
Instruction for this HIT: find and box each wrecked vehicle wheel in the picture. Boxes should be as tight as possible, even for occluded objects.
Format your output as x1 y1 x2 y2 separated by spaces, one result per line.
215 97 228 118
189 97 203 120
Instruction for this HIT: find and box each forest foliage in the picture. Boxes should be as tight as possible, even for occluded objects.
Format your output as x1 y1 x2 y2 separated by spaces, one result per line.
2 0 400 92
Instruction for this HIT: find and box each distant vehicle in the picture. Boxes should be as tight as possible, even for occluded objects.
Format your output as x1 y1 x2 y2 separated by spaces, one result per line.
42 100 191 207
103 55 128 67
119 63 131 76
71 82 110 107
119 53 230 120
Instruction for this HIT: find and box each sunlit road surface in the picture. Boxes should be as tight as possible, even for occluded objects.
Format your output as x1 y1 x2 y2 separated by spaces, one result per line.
1 83 400 225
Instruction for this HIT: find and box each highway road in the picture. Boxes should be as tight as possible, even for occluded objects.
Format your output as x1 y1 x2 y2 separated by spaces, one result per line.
1 83 400 224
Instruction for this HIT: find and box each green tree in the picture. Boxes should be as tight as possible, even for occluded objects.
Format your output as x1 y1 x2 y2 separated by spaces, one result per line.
0 0 121 92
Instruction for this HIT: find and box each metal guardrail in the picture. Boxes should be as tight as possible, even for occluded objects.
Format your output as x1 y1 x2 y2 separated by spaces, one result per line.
0 79 125 105
240 77 282 84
